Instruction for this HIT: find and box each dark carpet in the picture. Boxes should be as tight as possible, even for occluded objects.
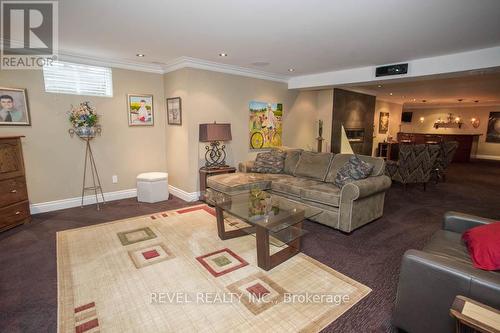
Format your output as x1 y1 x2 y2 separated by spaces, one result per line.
1 160 499 333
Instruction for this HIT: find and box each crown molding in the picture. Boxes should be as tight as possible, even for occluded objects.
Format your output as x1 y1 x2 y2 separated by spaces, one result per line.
57 50 165 74
162 56 290 83
52 51 291 82
403 101 500 109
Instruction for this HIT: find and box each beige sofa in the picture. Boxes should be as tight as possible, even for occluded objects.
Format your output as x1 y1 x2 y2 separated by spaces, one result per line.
206 150 391 233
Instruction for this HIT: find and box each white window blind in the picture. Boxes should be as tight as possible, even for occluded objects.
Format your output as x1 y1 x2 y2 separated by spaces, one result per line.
43 61 113 97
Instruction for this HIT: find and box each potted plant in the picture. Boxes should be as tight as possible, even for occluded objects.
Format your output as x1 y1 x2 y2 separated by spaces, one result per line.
68 102 100 138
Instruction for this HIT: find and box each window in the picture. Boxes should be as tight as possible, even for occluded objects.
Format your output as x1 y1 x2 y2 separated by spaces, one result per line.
43 61 113 97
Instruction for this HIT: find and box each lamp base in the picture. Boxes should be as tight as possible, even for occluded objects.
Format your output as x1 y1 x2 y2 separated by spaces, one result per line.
204 141 227 168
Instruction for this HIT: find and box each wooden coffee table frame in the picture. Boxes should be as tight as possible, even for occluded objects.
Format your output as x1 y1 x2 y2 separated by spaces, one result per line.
215 206 304 271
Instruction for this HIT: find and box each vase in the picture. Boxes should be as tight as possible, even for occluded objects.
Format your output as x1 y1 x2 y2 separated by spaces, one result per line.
75 126 96 138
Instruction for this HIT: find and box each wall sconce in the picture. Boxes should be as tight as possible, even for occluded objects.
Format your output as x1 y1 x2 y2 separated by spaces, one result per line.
419 117 425 123
471 117 480 128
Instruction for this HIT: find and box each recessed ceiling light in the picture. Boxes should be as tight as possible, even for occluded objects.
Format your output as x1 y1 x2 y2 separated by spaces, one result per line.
412 98 416 102
136 53 145 57
389 92 393 96
378 85 382 88
288 68 295 72
219 53 227 57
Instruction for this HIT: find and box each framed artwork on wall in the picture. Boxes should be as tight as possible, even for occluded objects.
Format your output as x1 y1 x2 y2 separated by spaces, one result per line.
378 112 389 134
249 101 283 149
167 97 182 125
0 87 31 126
486 112 500 143
127 94 154 126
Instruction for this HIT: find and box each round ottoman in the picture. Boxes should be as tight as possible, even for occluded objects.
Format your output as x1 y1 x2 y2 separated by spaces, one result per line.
136 172 169 203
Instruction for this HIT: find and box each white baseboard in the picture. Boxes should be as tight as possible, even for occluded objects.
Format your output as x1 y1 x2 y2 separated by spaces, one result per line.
473 154 500 161
168 185 200 202
30 188 137 214
29 185 200 215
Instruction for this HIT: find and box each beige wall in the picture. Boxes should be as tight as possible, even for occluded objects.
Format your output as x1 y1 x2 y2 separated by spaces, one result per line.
316 89 334 152
373 100 403 155
401 105 500 158
162 68 325 193
0 68 166 204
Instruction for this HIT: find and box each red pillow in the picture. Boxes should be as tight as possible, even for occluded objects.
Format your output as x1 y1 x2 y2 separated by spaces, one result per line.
462 222 500 271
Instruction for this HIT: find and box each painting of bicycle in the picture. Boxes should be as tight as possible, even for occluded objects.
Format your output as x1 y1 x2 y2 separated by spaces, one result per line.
249 101 283 149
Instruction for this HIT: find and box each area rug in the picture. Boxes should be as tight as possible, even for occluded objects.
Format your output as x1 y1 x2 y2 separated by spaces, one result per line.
57 204 371 333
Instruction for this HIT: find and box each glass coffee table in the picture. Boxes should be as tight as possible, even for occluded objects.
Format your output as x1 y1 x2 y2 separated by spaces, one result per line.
205 189 321 271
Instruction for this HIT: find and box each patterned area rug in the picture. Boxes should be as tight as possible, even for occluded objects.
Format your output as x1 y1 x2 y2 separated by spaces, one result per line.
57 204 371 332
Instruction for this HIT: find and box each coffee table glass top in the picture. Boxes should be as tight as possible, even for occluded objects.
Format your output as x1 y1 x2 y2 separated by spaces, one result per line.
206 189 321 245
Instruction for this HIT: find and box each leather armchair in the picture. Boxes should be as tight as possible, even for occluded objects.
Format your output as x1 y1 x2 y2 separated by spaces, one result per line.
392 212 500 333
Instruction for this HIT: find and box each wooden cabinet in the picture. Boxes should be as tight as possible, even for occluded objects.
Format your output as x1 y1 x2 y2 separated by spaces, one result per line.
0 136 30 231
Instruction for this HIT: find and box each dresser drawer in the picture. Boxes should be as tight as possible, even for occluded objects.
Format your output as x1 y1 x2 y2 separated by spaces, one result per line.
0 177 28 207
0 139 25 181
0 201 30 229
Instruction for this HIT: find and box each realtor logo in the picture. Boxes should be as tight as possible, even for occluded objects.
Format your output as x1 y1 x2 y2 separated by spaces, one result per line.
1 0 58 69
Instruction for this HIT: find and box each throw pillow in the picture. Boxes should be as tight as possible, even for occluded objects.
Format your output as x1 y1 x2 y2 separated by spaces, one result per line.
251 150 286 174
334 155 374 188
462 222 500 271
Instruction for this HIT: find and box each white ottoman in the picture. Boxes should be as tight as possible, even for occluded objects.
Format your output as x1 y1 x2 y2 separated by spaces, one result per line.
136 172 169 203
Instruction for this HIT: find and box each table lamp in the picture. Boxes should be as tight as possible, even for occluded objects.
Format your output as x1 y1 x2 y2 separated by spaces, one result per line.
199 122 232 168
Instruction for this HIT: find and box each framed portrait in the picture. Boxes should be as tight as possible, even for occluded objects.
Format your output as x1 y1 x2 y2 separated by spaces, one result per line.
486 112 500 143
0 87 31 126
167 97 182 125
127 94 154 126
378 112 389 134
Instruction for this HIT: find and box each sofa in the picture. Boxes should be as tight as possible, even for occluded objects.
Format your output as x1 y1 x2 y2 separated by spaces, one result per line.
206 149 392 233
392 211 500 333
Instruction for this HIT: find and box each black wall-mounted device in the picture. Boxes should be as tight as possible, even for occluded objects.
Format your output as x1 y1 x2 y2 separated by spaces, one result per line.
376 63 408 77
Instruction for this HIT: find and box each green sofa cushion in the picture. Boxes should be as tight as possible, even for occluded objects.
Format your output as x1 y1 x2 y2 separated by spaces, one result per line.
300 183 341 207
293 151 333 181
283 149 303 175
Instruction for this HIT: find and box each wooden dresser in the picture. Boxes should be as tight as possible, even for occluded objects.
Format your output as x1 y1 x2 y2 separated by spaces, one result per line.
0 136 31 232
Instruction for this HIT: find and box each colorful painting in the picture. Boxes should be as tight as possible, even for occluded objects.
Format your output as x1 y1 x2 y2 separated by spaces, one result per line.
249 101 283 149
127 94 154 126
486 112 500 143
378 112 389 134
0 87 31 126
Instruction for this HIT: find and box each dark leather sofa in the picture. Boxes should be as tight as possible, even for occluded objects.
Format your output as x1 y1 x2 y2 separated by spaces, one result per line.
392 211 500 333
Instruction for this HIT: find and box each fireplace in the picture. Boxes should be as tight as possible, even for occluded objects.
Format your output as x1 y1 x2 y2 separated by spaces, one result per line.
345 128 365 143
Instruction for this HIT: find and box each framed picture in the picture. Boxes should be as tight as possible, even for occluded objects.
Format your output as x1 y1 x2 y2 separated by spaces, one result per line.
167 97 182 125
0 87 31 126
249 101 283 149
486 112 500 143
127 94 154 126
378 112 389 134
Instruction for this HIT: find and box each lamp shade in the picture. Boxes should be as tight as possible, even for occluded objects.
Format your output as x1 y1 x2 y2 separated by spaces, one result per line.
199 123 232 142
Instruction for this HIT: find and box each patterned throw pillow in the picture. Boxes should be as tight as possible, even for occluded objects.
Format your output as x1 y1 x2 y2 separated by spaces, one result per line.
334 155 374 188
251 150 286 174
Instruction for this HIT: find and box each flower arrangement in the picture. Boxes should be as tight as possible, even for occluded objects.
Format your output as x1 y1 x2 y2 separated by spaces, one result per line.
68 102 98 128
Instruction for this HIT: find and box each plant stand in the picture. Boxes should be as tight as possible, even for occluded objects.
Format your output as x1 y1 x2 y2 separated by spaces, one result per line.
80 137 105 210
69 127 105 210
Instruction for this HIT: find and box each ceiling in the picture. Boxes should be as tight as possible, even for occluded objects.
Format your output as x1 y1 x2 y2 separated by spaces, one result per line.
351 69 500 106
58 0 500 76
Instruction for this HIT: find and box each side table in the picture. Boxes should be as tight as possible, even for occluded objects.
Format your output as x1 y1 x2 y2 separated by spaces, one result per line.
450 295 500 333
199 166 236 201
